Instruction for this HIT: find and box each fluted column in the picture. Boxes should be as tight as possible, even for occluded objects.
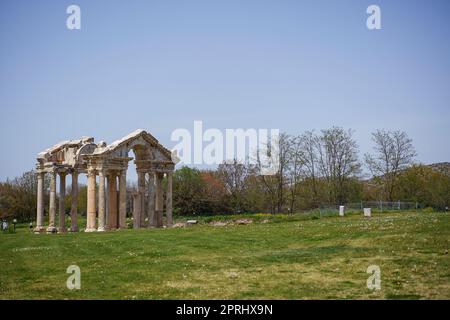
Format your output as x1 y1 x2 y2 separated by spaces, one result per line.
46 171 57 233
35 171 45 233
166 172 173 226
148 173 156 227
137 171 146 227
70 172 79 232
105 180 109 228
155 172 164 227
98 170 106 231
118 170 127 229
58 172 67 233
107 173 118 229
86 169 97 232
132 192 140 229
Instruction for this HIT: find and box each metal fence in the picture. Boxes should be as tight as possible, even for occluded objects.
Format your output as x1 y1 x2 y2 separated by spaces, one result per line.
317 201 420 216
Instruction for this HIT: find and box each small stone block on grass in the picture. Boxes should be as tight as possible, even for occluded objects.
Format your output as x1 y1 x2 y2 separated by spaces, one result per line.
339 206 345 216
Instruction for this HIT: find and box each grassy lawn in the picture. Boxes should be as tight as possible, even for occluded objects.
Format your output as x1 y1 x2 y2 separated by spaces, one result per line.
0 211 449 299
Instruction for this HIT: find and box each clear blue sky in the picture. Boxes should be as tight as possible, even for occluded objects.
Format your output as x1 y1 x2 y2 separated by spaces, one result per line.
1 0 449 182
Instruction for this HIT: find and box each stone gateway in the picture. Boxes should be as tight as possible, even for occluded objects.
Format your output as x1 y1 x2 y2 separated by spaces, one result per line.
34 129 175 233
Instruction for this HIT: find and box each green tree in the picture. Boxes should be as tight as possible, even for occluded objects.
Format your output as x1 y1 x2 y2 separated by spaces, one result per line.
396 165 450 209
173 166 205 215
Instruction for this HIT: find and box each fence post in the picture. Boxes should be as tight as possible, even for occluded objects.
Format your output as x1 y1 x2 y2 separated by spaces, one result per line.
380 200 383 213
398 200 401 210
360 201 363 211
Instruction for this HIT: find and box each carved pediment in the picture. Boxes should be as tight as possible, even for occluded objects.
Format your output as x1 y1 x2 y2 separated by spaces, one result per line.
36 130 174 173
37 136 95 166
92 129 173 163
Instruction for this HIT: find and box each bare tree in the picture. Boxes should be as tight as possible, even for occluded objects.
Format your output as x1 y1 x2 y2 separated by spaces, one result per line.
286 135 304 213
316 127 361 204
298 131 320 206
365 130 416 201
255 133 291 213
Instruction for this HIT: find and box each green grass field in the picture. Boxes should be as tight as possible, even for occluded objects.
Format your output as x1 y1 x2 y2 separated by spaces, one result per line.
0 211 449 299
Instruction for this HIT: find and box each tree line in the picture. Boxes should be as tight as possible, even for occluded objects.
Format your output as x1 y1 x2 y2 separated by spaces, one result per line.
1 127 449 221
172 128 449 215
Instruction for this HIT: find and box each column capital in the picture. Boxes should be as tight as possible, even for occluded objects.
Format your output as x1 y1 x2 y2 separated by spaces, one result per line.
49 171 57 184
136 168 148 174
35 162 45 171
106 170 118 178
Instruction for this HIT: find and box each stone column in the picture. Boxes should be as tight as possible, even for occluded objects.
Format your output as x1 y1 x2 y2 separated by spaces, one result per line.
132 192 140 229
148 173 156 228
155 172 164 227
58 172 67 233
107 173 118 229
105 181 109 228
35 171 45 233
118 170 127 229
70 172 79 232
166 172 173 226
46 171 57 233
98 170 106 231
86 169 97 232
137 171 146 227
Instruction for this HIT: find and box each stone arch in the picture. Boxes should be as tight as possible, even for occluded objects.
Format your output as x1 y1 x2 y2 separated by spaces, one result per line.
34 130 174 234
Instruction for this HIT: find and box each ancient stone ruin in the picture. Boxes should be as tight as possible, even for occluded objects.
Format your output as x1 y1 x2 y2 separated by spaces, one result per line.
34 129 175 233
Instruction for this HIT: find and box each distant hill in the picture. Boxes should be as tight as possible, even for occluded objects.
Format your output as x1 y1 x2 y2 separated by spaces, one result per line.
427 162 450 176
